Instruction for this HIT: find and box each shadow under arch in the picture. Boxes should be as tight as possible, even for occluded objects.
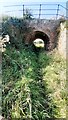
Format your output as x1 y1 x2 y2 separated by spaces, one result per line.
32 31 50 51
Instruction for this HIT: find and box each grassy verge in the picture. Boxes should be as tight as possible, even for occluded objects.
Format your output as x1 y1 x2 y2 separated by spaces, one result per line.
2 46 48 119
39 49 66 118
2 45 66 119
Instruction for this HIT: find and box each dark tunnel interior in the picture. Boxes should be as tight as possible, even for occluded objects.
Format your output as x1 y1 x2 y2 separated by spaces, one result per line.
32 31 50 51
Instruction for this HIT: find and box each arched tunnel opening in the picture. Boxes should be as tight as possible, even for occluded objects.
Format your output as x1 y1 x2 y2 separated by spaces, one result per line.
32 31 50 51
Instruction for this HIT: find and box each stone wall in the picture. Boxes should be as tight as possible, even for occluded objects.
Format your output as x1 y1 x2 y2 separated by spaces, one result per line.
58 21 66 58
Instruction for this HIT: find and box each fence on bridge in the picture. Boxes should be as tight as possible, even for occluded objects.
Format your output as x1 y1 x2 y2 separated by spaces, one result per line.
4 3 68 19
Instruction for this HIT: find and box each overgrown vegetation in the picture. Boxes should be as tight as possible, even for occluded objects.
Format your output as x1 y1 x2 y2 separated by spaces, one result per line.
23 9 33 20
2 45 66 119
39 50 66 118
2 17 66 119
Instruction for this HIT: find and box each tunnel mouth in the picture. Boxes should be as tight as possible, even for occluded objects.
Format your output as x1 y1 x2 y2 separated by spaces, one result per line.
32 31 50 51
33 38 45 48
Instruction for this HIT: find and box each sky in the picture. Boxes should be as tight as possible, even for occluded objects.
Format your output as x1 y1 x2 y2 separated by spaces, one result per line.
0 0 68 19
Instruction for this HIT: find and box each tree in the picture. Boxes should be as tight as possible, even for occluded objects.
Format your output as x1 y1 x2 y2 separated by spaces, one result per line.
23 9 33 20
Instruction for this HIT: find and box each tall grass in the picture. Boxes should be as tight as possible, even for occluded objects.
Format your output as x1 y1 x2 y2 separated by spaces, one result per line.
39 49 66 118
2 44 66 119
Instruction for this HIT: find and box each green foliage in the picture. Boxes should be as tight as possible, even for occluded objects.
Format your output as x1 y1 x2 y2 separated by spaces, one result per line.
2 15 11 22
2 46 66 119
23 9 33 20
2 17 28 47
2 46 32 118
2 17 66 119
39 50 66 118
2 45 49 119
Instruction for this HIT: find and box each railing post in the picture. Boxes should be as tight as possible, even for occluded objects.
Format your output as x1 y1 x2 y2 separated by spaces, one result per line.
56 4 59 19
23 4 24 18
66 2 68 19
39 4 41 19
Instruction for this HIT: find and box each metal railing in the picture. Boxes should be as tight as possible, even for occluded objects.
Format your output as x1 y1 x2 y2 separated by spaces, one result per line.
4 3 68 19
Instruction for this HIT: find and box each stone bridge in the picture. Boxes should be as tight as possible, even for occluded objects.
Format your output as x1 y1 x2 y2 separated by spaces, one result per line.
24 19 63 50
2 18 65 51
